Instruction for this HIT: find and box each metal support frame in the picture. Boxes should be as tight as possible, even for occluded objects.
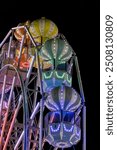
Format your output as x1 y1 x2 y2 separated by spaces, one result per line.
0 26 44 150
25 27 45 150
0 75 7 122
0 63 29 150
14 102 40 149
0 28 29 150
3 95 22 150
0 76 16 147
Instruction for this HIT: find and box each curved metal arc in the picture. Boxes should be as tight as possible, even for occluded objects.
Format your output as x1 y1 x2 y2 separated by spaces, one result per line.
0 64 29 150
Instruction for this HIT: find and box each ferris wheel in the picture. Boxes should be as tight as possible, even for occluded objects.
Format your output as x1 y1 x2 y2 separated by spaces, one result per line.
0 17 86 150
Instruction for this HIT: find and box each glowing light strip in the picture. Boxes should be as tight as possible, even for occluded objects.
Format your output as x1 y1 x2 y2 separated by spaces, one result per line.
63 124 74 132
67 74 72 84
55 71 65 79
43 71 53 79
59 85 64 109
50 124 60 132
76 129 81 137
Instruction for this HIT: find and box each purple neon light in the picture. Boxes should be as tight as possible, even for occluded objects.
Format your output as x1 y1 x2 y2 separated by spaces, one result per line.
63 124 74 132
50 124 60 132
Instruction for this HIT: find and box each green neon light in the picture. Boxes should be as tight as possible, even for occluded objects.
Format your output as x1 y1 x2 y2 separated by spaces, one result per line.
43 70 72 85
55 71 65 79
43 71 53 79
67 74 72 84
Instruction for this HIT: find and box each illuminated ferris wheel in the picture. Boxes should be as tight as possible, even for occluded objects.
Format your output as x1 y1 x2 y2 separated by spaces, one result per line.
0 17 86 150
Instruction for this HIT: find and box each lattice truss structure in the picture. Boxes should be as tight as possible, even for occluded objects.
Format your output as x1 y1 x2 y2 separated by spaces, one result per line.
0 18 86 150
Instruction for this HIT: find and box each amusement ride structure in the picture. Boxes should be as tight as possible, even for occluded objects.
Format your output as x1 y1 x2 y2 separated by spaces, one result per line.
0 17 86 150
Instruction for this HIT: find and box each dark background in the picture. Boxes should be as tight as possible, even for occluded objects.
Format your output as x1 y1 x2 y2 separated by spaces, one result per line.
0 0 100 150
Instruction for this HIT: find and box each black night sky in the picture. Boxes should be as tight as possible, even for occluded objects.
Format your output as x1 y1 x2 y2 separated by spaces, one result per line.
0 0 99 150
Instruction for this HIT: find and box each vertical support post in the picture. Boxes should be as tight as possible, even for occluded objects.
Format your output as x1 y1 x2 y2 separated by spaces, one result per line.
17 35 25 69
39 98 43 150
25 27 44 150
26 55 35 149
7 36 13 58
74 55 86 150
74 55 85 103
82 106 86 150
15 33 30 150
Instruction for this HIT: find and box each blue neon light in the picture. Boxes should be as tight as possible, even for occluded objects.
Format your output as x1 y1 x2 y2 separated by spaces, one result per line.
63 124 74 132
76 129 81 137
50 124 60 132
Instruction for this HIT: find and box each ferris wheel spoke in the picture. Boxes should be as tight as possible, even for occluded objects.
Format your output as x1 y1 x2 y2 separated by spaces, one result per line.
0 76 16 147
3 95 22 150
0 75 7 122
7 36 13 58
